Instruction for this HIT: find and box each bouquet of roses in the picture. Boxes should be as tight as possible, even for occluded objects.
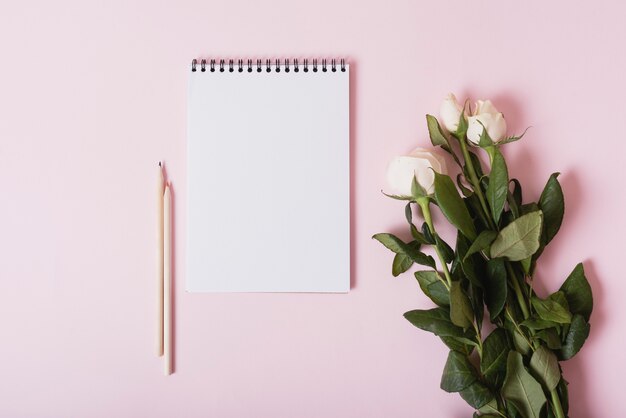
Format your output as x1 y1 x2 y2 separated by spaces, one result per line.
374 94 593 418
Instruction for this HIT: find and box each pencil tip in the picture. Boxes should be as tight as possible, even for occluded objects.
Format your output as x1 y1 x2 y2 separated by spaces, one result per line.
158 161 162 167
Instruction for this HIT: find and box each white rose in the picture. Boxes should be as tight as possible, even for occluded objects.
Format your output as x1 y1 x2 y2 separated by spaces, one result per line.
440 93 465 133
386 147 448 196
466 99 507 144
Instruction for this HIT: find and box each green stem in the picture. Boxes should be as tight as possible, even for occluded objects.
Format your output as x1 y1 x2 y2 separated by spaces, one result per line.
457 132 565 418
420 198 484 354
458 136 496 231
418 199 452 288
551 388 566 418
460 134 531 325
506 262 530 320
505 309 566 418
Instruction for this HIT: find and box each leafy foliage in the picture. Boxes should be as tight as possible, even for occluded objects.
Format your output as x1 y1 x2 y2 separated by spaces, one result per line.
560 263 593 321
486 147 508 224
450 281 475 329
480 329 510 388
414 271 449 307
404 307 472 340
530 346 561 391
460 381 493 409
490 211 543 261
464 230 498 261
502 351 547 418
538 173 564 246
434 172 477 240
559 314 591 360
440 350 476 392
484 258 507 320
374 109 593 418
392 252 414 276
531 292 572 324
426 114 451 152
372 233 435 269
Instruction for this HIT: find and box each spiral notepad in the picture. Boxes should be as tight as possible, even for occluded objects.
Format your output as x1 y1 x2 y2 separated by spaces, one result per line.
187 58 350 292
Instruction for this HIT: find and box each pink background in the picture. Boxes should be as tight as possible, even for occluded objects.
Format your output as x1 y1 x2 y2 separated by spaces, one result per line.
1 1 623 417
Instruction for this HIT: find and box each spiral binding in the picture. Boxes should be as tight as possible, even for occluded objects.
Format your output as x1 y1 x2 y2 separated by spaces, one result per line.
191 58 347 73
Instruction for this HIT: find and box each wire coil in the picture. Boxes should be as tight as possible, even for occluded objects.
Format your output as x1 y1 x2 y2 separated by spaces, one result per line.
191 58 347 73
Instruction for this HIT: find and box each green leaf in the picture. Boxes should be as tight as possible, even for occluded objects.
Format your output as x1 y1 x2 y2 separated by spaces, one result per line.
470 285 484 331
550 289 569 309
499 136 521 145
507 178 523 219
426 114 451 151
450 281 474 329
460 381 493 409
478 121 494 148
486 147 509 224
392 253 413 277
507 403 522 418
530 346 560 391
372 233 407 253
484 258 507 320
381 190 413 201
559 314 591 360
520 317 560 331
421 222 436 244
499 127 530 145
534 328 562 350
440 336 475 355
520 202 539 215
466 194 492 230
456 232 482 288
481 328 510 389
410 226 428 243
538 173 564 246
414 271 450 307
502 351 547 418
468 150 484 177
435 235 454 263
531 292 572 324
404 307 469 339
410 252 436 269
559 263 593 321
433 172 477 240
520 256 532 274
464 230 498 261
372 233 436 269
405 203 429 244
504 317 532 355
405 202 413 224
511 179 523 207
490 211 543 261
478 399 501 416
440 350 476 392
411 175 427 199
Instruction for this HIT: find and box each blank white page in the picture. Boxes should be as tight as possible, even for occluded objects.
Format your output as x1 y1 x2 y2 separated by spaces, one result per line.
187 60 350 292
